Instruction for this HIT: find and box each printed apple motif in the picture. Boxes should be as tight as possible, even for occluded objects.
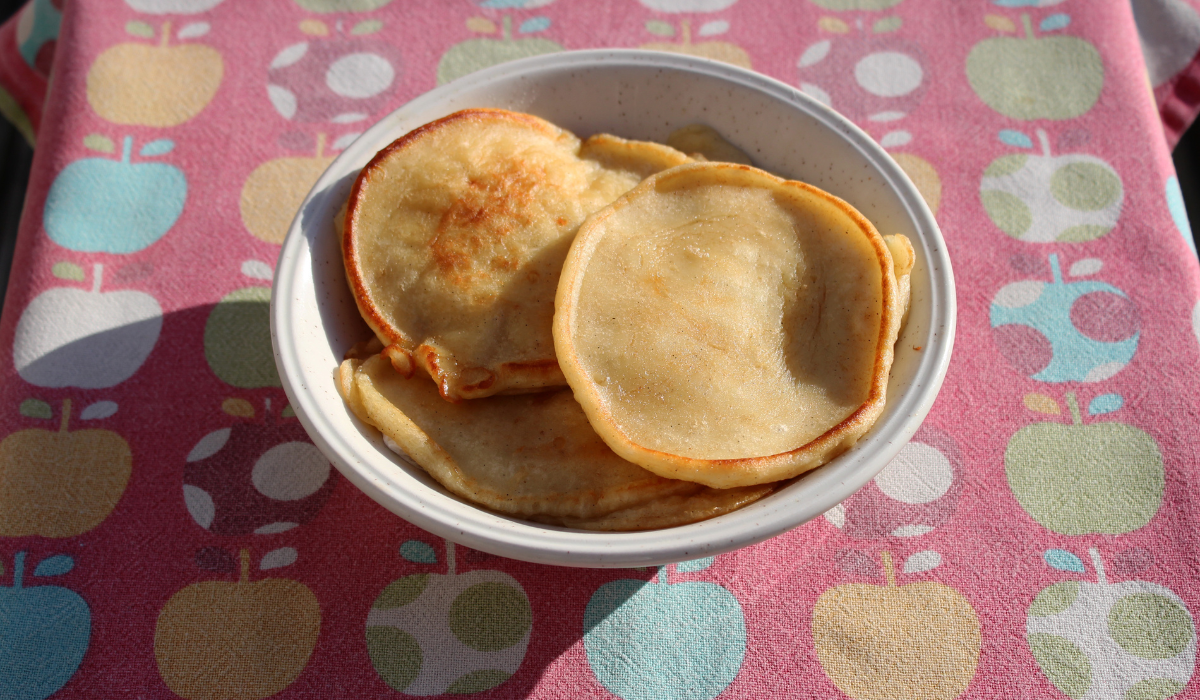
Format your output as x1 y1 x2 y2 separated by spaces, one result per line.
87 20 223 127
183 398 334 536
808 0 903 9
966 12 1103 120
1029 548 1194 699
891 151 941 215
813 550 980 700
638 0 738 11
43 135 186 254
0 398 130 538
204 261 279 388
1006 392 1162 536
293 0 392 12
584 557 744 700
0 552 90 700
124 0 226 13
981 129 1122 243
366 539 530 695
797 18 925 123
1167 176 1195 254
268 20 401 124
155 548 320 700
16 0 61 79
991 254 1139 383
641 19 751 68
13 263 162 388
240 133 335 245
824 425 962 539
438 15 562 85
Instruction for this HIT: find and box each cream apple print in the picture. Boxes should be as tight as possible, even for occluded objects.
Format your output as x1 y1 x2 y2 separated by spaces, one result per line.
813 550 981 700
981 129 1123 243
87 20 223 127
825 426 962 539
808 0 903 9
366 539 530 695
155 548 320 700
241 133 336 244
1028 548 1194 699
638 0 737 11
437 15 562 85
584 557 744 700
642 19 751 68
966 11 1103 120
1006 391 1163 536
0 398 130 538
991 255 1140 383
204 261 279 388
268 19 400 124
125 0 227 13
13 262 163 388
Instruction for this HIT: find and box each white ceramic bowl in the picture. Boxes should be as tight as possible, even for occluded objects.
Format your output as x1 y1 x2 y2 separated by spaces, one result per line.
272 50 955 568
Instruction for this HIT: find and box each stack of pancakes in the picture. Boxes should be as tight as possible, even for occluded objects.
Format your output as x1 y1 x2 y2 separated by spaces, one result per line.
336 109 913 531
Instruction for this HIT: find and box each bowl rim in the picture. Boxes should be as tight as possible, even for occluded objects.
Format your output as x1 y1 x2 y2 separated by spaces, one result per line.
272 48 956 568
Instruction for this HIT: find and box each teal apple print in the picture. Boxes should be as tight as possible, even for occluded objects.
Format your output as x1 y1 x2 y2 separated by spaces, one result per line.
1006 392 1163 535
366 540 530 695
1167 176 1195 255
990 254 1139 383
1028 548 1194 699
44 135 186 254
584 557 745 700
0 552 91 700
16 0 61 78
437 15 561 85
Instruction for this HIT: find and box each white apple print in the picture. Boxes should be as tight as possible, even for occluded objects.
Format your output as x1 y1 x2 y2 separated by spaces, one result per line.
13 263 162 388
638 0 739 12
124 0 227 13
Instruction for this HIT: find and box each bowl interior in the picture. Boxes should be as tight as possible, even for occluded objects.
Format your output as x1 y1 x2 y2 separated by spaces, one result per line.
272 50 954 568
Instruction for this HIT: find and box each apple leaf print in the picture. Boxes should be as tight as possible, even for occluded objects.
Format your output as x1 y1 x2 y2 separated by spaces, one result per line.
113 260 154 285
698 20 729 37
798 40 830 68
519 17 550 34
400 540 437 564
645 19 674 37
333 132 360 151
676 556 716 573
126 20 155 39
299 19 328 36
177 21 210 40
880 130 911 147
467 16 496 33
83 134 115 154
352 20 383 35
51 261 85 281
1068 258 1102 277
18 398 52 420
282 404 296 418
818 16 849 34
260 547 298 570
872 16 901 33
34 554 74 577
1039 13 1069 32
80 401 118 420
1044 549 1085 573
1023 393 1060 415
242 260 273 281
999 129 1033 149
985 14 1016 33
1111 547 1152 578
195 546 236 573
835 549 881 578
221 398 255 418
902 550 941 574
1088 393 1123 416
140 139 175 157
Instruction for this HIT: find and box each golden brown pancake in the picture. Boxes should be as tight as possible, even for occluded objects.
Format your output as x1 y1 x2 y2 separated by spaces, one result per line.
342 109 690 402
554 161 912 489
336 354 774 530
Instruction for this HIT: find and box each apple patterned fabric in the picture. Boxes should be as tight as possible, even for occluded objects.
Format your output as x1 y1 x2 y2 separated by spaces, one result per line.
3 0 1200 699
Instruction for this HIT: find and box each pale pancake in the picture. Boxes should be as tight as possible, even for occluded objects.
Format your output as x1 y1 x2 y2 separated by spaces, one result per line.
666 124 754 165
343 109 690 401
554 161 912 488
337 353 774 530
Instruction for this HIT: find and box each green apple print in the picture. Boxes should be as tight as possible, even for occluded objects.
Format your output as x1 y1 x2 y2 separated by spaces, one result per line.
808 0 903 9
966 13 1102 120
365 540 530 695
292 0 392 12
437 15 562 85
1006 392 1163 536
203 261 279 388
584 557 745 700
1028 548 1194 699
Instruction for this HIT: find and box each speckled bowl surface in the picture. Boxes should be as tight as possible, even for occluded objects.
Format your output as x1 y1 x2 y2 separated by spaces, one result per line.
271 49 955 568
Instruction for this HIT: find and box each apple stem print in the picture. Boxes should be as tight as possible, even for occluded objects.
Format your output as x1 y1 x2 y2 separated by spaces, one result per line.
154 547 320 700
86 21 223 127
1028 547 1195 699
437 15 562 85
583 557 745 700
813 549 980 700
1006 390 1163 535
0 398 132 538
981 128 1123 243
241 132 335 245
0 552 90 700
990 254 1140 383
967 11 1102 120
365 538 531 695
642 19 751 68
